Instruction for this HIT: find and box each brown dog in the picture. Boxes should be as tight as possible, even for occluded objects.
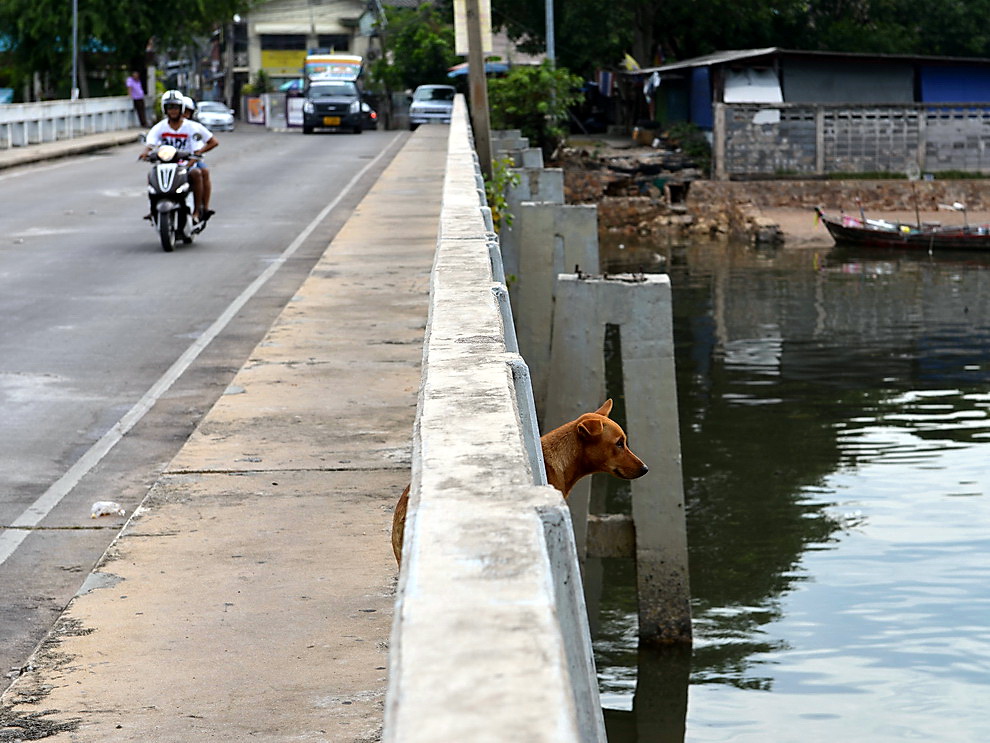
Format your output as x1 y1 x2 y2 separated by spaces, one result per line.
391 399 648 565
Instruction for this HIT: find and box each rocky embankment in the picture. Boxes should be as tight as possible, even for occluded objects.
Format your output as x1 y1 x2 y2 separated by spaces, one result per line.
554 141 990 246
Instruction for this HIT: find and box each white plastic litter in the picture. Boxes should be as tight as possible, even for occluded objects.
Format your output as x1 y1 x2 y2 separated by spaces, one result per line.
91 501 126 518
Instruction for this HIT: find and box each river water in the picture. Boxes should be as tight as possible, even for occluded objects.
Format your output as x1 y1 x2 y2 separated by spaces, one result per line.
594 238 990 742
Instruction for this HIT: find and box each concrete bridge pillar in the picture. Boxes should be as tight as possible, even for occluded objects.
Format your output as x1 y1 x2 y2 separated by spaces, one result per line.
498 167 565 280
509 203 600 418
544 273 692 645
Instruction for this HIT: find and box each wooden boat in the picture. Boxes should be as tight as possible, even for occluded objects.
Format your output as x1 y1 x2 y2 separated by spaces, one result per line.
815 206 990 251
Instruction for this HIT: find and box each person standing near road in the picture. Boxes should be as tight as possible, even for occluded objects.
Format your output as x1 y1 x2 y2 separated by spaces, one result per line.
127 71 149 128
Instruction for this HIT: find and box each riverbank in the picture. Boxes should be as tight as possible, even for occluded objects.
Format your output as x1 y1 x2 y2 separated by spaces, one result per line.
558 136 990 247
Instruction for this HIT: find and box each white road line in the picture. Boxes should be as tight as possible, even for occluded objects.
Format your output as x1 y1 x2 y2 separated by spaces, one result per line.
0 132 405 567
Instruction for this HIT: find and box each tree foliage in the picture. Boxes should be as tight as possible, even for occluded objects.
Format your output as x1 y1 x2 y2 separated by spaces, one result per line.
488 61 584 153
369 4 459 93
0 0 249 98
494 0 990 77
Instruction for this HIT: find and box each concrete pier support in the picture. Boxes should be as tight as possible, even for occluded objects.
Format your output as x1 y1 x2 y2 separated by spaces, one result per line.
544 273 692 645
492 129 529 154
498 166 565 280
510 204 600 418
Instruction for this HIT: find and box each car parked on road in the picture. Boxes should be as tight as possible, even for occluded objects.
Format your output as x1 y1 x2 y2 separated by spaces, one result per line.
408 84 455 130
196 101 235 131
302 80 365 134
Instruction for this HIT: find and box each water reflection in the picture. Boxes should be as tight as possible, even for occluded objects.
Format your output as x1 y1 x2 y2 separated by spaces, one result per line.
595 238 990 742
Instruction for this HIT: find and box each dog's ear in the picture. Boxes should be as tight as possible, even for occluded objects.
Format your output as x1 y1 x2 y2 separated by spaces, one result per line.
577 417 604 439
594 399 613 418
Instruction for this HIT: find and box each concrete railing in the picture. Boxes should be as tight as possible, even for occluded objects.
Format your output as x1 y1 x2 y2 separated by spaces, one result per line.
385 98 607 742
0 96 138 149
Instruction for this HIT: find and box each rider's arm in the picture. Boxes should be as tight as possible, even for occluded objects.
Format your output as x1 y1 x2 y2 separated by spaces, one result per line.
195 135 219 157
139 125 159 160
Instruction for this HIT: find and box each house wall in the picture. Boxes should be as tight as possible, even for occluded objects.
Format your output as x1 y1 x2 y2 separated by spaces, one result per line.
782 59 914 103
920 65 990 102
690 68 713 128
245 0 370 84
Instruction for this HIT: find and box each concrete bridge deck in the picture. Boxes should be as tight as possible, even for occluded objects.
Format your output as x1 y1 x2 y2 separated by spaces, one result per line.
0 126 445 741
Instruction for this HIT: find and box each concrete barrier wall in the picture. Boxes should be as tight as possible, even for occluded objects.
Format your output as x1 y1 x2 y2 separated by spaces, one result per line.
385 98 607 743
0 96 138 149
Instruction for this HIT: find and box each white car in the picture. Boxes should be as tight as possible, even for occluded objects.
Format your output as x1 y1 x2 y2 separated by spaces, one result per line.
196 101 236 131
408 85 455 130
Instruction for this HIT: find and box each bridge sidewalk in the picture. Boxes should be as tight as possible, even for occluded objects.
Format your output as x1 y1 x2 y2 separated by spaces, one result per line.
0 129 144 170
0 126 446 741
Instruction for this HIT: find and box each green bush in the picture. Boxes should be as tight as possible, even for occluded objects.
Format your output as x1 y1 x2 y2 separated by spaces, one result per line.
485 156 522 232
665 122 711 175
489 62 583 155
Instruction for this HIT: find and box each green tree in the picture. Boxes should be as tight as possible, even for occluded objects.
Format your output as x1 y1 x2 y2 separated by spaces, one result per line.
369 4 459 92
494 0 990 75
0 0 250 99
493 0 634 78
488 62 583 154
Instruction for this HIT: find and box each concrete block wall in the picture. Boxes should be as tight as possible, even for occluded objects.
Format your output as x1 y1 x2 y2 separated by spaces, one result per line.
715 102 990 179
385 97 606 743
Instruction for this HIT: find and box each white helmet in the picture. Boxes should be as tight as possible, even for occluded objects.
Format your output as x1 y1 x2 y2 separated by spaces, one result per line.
182 96 196 114
161 89 184 113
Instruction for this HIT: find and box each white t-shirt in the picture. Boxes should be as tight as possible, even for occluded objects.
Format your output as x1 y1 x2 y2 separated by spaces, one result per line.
145 118 213 154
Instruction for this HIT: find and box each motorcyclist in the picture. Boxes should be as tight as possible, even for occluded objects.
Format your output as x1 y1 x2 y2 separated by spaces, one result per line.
139 90 218 221
181 95 214 221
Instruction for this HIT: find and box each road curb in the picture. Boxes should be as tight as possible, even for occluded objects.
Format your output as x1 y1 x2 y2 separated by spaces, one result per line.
0 130 144 171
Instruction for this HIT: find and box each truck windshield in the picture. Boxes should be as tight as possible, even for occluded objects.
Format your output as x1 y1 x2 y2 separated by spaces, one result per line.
309 83 357 98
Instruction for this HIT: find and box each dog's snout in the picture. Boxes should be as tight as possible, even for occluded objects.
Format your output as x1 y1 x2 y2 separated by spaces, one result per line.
639 463 649 477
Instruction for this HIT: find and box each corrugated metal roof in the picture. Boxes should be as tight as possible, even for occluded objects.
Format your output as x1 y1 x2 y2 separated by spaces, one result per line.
626 47 990 75
643 48 779 74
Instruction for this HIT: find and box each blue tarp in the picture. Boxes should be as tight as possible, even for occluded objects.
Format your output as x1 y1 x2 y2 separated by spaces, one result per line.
447 61 510 78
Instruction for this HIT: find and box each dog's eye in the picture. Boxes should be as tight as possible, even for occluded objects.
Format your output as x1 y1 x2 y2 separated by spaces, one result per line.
617 439 625 449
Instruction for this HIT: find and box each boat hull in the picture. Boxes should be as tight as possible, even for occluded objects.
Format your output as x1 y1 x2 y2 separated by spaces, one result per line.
816 208 990 251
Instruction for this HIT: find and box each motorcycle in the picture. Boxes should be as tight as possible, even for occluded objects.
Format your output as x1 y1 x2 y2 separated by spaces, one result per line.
144 144 205 252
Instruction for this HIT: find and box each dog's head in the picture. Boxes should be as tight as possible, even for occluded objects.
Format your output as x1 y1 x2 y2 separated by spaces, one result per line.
575 399 649 481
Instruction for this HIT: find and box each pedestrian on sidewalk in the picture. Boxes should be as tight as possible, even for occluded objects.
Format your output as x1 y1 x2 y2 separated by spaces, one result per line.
127 71 149 128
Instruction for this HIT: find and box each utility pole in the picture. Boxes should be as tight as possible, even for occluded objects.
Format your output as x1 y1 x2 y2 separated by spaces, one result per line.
465 0 492 179
545 0 555 63
224 23 235 105
71 0 79 99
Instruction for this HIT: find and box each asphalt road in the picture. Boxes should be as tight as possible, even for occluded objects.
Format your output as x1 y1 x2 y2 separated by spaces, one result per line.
0 125 407 688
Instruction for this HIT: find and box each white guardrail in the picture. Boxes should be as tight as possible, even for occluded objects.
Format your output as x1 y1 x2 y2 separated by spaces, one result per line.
384 97 607 742
0 96 138 149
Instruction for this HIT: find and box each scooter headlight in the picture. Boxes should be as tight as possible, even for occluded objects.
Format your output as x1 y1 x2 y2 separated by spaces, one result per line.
157 144 177 162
